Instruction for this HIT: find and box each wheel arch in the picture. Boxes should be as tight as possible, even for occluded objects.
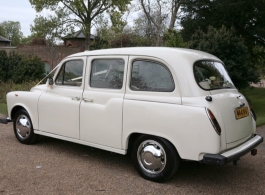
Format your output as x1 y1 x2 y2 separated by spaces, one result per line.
130 133 181 182
10 105 37 130
7 91 41 130
11 105 27 120
126 132 180 158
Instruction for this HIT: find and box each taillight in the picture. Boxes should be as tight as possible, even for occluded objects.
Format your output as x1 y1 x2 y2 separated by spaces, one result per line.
247 101 257 121
205 108 221 135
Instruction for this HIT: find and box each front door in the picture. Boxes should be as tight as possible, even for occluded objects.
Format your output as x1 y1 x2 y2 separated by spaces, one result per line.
80 56 128 149
38 57 86 139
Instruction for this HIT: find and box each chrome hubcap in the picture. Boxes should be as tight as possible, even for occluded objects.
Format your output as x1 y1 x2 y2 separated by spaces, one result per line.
16 115 31 140
137 140 166 174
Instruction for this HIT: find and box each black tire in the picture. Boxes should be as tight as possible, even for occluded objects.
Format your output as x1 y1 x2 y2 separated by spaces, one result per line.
132 135 180 182
13 109 39 144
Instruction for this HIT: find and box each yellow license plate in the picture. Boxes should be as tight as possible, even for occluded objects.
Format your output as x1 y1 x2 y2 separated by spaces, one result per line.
235 107 249 120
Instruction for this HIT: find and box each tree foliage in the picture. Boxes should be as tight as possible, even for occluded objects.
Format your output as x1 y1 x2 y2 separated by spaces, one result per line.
0 51 8 82
0 51 45 83
181 0 265 52
253 46 265 78
0 25 4 36
31 15 68 69
136 0 185 46
0 21 23 46
29 0 131 50
12 55 45 83
138 0 168 46
31 14 70 42
189 26 259 89
7 52 23 81
92 24 154 49
163 29 186 48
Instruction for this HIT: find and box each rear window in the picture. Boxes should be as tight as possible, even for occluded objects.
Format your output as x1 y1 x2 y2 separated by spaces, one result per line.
194 60 235 90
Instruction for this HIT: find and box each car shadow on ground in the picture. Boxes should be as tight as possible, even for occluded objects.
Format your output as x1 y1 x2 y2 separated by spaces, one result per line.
37 135 264 185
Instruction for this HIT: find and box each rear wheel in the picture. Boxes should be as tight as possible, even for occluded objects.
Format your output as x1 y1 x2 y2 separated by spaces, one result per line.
132 135 179 182
13 109 39 144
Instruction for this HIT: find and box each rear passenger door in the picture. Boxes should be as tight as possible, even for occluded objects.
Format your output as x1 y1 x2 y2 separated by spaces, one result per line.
122 56 182 149
80 56 128 150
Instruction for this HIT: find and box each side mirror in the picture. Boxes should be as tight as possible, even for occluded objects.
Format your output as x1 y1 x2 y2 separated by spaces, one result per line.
48 78 54 85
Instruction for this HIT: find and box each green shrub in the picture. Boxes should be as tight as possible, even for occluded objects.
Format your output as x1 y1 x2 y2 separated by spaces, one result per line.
7 51 23 81
189 26 259 89
0 81 36 103
0 51 45 84
0 50 8 81
163 29 187 48
12 55 45 83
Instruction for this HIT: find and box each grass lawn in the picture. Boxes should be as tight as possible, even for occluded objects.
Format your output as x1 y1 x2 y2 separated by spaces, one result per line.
241 87 265 127
0 103 7 115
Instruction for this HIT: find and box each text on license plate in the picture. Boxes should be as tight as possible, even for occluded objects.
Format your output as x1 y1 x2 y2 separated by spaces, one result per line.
235 107 249 120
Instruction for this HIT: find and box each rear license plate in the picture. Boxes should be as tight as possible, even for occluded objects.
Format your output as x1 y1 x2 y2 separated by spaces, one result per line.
235 107 249 120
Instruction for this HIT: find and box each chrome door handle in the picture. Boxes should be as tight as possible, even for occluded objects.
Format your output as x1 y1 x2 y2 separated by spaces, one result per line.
83 98 93 102
71 96 80 101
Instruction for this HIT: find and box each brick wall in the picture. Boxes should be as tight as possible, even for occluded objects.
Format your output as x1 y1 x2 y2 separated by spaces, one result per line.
64 38 86 51
0 45 83 70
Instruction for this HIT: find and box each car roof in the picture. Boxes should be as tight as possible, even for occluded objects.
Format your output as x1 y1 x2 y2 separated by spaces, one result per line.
67 47 220 62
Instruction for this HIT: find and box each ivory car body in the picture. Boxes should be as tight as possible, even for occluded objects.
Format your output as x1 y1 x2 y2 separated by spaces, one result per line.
1 47 263 182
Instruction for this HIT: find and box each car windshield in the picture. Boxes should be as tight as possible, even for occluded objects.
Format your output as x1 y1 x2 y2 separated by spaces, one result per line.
194 60 235 90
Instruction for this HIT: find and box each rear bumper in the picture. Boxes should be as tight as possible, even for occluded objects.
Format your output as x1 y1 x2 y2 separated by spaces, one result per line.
0 117 12 124
203 134 263 165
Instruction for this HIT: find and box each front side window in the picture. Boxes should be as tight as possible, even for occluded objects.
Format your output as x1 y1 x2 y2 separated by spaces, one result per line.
55 60 84 86
194 60 235 90
90 59 125 89
130 60 174 92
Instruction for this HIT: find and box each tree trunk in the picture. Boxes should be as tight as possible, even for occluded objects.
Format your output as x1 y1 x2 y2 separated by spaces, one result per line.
169 0 181 30
85 23 91 50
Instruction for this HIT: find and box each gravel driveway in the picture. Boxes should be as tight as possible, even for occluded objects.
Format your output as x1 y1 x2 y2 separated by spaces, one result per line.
1 114 265 194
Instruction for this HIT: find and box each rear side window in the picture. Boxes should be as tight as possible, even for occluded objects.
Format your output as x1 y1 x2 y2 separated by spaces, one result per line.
90 59 125 89
194 60 235 90
130 60 174 92
55 60 83 86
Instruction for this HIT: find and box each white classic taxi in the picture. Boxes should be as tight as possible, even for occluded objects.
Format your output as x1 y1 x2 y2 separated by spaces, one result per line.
0 47 263 182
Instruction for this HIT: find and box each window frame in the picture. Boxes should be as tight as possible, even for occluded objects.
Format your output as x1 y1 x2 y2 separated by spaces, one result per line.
129 59 175 92
55 59 84 87
193 59 235 91
89 58 125 90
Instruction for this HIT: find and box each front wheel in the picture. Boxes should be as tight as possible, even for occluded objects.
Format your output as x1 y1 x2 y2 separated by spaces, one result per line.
132 135 180 182
13 109 39 144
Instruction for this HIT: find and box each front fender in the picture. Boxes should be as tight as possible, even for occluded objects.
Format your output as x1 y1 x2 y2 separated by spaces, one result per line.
7 91 42 130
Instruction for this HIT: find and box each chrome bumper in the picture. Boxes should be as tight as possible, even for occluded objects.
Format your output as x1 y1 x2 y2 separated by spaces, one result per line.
0 117 12 124
203 134 263 165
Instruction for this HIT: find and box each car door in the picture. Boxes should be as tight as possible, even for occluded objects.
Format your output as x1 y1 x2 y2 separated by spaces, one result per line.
80 56 128 149
38 57 86 139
